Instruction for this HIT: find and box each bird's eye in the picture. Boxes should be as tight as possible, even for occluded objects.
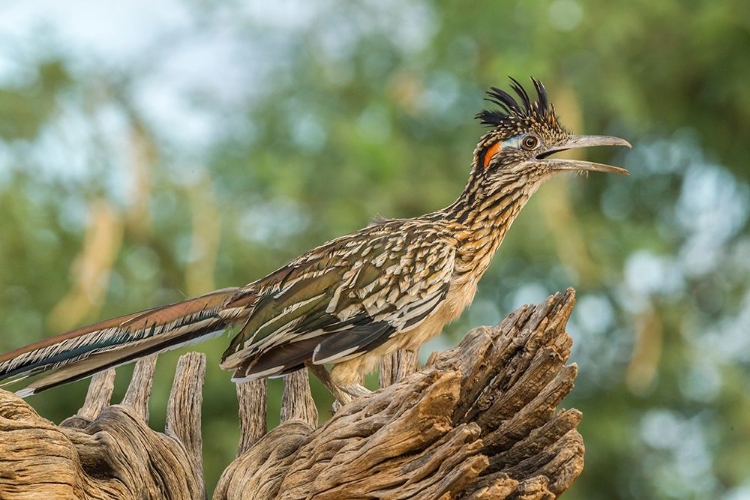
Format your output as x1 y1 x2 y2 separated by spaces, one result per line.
521 135 540 150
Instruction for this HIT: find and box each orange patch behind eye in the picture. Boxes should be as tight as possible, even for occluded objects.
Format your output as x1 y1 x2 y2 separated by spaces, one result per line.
482 142 502 169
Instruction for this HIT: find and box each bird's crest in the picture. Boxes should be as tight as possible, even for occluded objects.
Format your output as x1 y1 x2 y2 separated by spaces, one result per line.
476 77 567 136
473 78 568 169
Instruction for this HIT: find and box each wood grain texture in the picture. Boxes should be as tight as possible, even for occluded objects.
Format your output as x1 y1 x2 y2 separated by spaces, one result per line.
379 348 419 388
0 353 206 500
280 368 318 426
73 369 116 422
121 354 158 421
236 378 267 456
0 289 583 500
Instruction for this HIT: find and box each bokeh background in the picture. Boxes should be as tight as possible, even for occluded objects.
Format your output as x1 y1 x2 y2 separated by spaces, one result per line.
0 1 748 498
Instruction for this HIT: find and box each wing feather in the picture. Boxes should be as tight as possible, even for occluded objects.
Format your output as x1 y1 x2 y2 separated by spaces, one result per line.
221 223 456 380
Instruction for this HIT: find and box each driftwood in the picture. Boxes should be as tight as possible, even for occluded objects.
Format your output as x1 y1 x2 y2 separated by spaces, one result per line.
0 289 582 499
0 353 206 500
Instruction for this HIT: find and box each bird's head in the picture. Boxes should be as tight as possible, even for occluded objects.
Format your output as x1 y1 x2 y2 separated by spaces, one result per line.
471 78 630 193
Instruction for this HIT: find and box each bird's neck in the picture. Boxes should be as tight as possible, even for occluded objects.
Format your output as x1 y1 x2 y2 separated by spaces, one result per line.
441 173 535 279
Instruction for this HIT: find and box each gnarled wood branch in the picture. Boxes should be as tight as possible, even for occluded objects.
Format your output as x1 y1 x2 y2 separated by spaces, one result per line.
0 289 582 500
0 352 206 499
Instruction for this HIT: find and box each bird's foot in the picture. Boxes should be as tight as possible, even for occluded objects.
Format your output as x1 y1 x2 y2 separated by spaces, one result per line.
304 361 372 413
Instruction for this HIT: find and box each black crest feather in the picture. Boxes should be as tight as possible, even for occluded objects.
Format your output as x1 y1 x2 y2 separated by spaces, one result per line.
476 77 552 127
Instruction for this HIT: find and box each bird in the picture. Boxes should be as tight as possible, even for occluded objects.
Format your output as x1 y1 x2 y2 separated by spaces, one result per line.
0 78 630 404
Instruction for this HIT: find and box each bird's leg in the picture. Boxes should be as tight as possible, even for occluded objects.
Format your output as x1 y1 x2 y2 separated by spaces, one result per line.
304 361 348 403
304 362 372 412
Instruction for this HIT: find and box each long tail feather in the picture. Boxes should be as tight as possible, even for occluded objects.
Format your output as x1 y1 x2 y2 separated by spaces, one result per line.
0 287 246 397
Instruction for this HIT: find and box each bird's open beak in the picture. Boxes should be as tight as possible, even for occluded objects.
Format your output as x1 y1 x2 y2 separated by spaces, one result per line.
537 135 631 175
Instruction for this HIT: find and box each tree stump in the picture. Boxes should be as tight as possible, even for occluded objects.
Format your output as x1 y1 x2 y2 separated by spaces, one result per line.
0 289 582 499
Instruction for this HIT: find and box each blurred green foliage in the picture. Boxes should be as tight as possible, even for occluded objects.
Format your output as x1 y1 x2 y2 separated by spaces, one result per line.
0 1 749 498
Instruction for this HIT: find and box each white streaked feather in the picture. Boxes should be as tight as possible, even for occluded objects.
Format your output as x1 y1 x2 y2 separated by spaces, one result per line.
312 344 360 365
231 365 283 383
17 322 225 397
249 293 324 343
2 309 222 378
15 387 35 398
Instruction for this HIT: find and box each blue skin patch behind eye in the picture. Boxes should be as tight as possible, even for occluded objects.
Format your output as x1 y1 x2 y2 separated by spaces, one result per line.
502 134 530 150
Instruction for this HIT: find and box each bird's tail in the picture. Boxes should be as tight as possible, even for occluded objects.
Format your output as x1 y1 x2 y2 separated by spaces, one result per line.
0 287 249 397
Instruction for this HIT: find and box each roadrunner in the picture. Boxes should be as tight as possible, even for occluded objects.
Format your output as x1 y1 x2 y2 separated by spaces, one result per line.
0 78 629 403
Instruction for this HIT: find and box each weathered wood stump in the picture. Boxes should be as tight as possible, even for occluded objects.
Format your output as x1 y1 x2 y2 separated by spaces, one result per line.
0 289 582 499
0 353 206 499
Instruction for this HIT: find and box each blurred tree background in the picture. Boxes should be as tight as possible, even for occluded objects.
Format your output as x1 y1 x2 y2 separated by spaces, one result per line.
0 1 748 498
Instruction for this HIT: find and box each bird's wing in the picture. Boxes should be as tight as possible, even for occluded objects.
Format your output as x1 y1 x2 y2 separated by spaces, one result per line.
220 224 456 381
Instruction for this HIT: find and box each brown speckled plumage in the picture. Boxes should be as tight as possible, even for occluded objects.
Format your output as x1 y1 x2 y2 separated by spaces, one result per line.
0 78 630 402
